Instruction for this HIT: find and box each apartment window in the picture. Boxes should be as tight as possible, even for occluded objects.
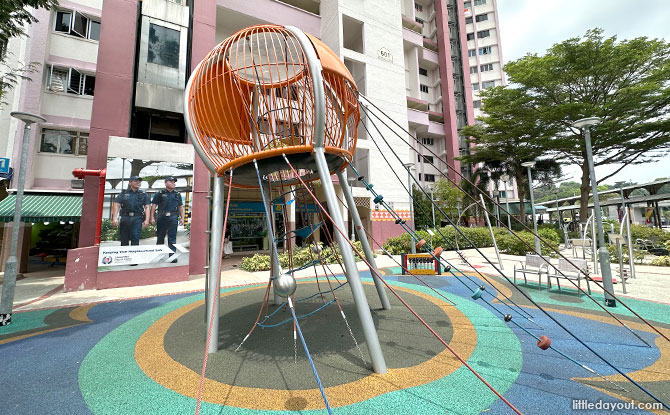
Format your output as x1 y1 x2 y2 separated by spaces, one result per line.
415 2 423 12
473 100 481 108
464 1 472 8
470 66 478 74
477 29 490 38
465 16 473 24
479 46 492 55
480 63 493 72
423 174 436 182
54 10 100 41
472 83 480 91
474 0 486 5
466 32 475 41
420 84 429 93
482 80 496 89
148 24 180 69
475 13 488 22
342 15 364 53
419 67 428 76
46 65 95 96
40 129 88 156
415 17 424 25
468 49 476 57
418 155 434 164
422 137 434 146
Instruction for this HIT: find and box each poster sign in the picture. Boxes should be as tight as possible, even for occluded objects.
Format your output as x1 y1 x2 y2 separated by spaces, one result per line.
98 244 187 267
0 157 10 174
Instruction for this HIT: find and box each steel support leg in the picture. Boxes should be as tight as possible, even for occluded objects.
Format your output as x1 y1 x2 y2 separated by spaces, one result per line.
263 183 283 305
206 175 225 354
337 170 391 310
314 149 387 374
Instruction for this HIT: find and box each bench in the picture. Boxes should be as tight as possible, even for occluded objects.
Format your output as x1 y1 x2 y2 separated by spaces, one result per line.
547 258 591 297
569 238 592 259
513 254 551 290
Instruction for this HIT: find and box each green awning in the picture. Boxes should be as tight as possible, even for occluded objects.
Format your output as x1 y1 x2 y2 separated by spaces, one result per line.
0 194 82 223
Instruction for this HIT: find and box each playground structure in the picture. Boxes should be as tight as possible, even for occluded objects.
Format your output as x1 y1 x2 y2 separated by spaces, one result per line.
184 24 670 414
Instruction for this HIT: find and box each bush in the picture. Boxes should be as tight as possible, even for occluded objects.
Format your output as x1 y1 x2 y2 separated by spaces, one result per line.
382 225 513 254
606 243 645 264
239 241 370 272
651 256 670 266
497 231 559 256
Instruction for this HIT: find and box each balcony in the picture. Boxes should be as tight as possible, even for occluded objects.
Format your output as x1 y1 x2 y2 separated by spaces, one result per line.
407 96 429 112
402 15 423 34
274 0 320 15
429 111 444 123
423 37 438 52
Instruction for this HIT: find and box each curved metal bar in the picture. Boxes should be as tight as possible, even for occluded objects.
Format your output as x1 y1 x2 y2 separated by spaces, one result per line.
284 26 326 149
184 59 218 174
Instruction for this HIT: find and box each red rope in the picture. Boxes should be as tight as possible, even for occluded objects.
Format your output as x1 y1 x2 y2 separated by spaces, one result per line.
284 157 523 415
195 170 234 415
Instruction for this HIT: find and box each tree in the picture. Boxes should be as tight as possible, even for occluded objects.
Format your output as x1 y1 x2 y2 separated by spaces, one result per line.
411 185 434 229
0 0 59 103
504 29 670 222
433 178 463 225
459 87 562 223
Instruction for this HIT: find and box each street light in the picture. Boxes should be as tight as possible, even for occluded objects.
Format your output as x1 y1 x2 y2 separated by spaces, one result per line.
492 189 500 227
500 174 512 231
1 111 47 326
572 117 616 307
554 188 568 247
521 160 541 255
404 162 416 253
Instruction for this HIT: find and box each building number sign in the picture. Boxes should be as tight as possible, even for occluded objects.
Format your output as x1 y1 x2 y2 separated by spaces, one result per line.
378 47 393 62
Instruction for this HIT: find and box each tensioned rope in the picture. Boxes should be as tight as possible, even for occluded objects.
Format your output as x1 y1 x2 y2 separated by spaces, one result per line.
254 160 332 414
356 101 669 409
283 154 524 415
359 99 656 348
342 165 628 393
360 92 669 346
195 169 234 415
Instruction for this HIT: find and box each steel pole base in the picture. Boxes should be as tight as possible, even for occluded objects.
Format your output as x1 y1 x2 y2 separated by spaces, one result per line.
598 248 616 308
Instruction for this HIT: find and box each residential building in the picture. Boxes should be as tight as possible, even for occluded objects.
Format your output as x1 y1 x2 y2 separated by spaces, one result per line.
0 0 506 289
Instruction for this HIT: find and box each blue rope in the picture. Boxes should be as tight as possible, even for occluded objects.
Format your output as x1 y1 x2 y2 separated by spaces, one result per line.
258 299 336 328
288 297 333 414
358 107 670 410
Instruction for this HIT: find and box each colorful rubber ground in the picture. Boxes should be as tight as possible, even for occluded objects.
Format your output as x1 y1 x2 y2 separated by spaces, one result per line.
1 269 669 414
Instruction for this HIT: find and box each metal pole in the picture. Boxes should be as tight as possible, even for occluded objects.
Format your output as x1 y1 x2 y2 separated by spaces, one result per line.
337 170 391 310
263 182 282 305
0 122 34 324
205 175 225 353
526 166 541 254
480 194 503 269
407 166 416 254
583 126 616 307
431 188 436 228
314 148 387 374
620 188 636 279
503 179 512 231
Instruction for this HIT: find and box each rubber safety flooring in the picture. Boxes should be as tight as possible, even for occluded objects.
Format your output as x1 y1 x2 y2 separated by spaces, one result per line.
1 269 669 415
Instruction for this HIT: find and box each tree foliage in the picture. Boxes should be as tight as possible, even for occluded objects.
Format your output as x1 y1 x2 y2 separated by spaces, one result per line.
503 28 670 221
0 0 59 103
459 87 562 223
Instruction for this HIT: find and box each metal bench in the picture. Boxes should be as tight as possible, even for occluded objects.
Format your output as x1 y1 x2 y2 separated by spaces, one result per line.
547 258 591 297
569 238 592 259
513 254 551 290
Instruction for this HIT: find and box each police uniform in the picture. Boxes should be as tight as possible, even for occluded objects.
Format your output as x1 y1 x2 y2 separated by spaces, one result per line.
115 188 150 246
152 187 183 252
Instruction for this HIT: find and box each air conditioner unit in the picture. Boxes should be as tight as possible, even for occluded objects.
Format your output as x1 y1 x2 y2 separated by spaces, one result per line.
71 179 84 189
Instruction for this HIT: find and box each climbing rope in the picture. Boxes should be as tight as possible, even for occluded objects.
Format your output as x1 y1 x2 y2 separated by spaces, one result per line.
284 154 524 415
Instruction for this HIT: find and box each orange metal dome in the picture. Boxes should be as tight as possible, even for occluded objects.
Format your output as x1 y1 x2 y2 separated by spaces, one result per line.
185 24 359 188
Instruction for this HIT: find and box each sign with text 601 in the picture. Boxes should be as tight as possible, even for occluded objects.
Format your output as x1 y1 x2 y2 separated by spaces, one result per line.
0 158 10 174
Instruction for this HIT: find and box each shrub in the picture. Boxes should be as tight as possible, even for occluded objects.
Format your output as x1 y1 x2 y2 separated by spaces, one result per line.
651 256 670 266
239 241 370 272
497 231 559 256
606 243 645 264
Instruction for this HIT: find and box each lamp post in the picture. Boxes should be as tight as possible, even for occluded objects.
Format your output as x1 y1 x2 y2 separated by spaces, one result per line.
501 174 512 231
573 117 615 307
521 161 541 255
430 187 436 229
554 188 568 247
1 112 47 326
404 162 416 253
493 189 500 227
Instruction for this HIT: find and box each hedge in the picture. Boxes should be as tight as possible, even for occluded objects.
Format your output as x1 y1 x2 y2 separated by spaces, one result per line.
240 241 369 272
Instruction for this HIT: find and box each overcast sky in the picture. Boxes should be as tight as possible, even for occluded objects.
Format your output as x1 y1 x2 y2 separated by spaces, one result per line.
496 0 670 185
